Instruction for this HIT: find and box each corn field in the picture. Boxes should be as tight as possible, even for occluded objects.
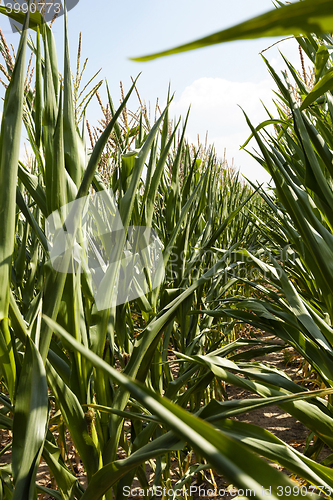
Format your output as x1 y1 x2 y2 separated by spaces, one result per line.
2 2 333 500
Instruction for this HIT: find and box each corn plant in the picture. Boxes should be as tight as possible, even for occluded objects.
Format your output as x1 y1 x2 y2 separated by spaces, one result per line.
206 31 333 459
165 6 333 481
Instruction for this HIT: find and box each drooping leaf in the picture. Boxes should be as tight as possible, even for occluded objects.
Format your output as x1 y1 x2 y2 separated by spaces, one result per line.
131 0 333 61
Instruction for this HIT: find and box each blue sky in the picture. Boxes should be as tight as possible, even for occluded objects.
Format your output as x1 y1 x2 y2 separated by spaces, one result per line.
1 0 304 183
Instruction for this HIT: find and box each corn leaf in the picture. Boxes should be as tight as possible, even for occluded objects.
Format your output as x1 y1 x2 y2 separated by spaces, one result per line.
12 337 48 500
131 0 333 61
44 315 315 500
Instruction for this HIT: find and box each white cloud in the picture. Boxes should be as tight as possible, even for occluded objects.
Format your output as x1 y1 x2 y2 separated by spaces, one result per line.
169 77 279 184
169 37 305 186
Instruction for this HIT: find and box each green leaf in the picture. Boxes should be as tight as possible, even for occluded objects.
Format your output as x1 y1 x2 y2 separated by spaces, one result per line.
240 119 291 149
314 44 330 83
43 24 58 216
0 6 44 32
12 337 48 500
0 319 16 400
216 419 333 490
0 11 28 319
46 360 100 480
63 7 84 187
17 163 47 216
131 0 333 61
51 88 67 212
301 67 333 110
